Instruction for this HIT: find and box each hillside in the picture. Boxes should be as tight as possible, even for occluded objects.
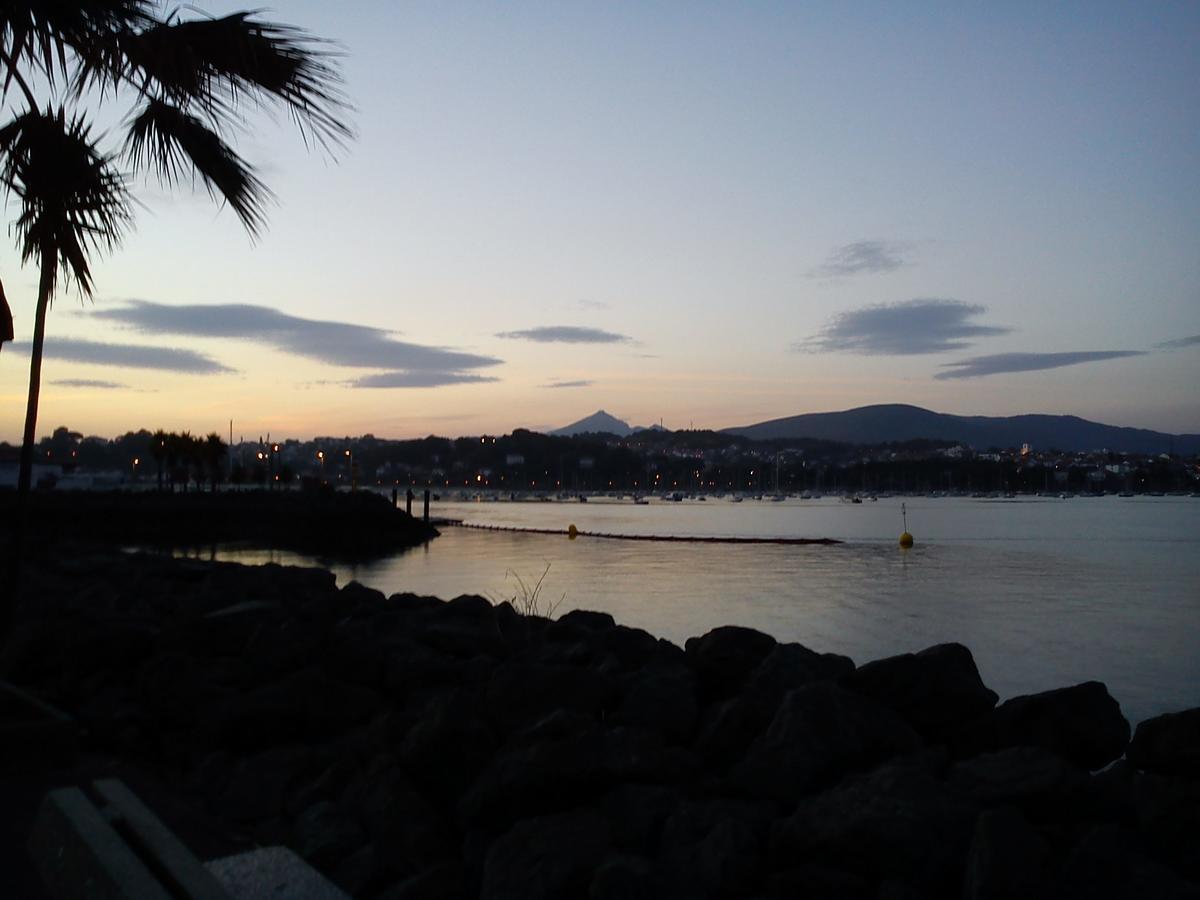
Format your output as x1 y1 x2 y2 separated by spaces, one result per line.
726 404 1200 454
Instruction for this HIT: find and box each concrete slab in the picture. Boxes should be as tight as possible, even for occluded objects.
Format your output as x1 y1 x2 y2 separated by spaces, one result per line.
206 847 350 900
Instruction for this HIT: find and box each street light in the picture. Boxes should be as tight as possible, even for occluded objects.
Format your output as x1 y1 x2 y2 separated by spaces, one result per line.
132 457 139 482
317 450 325 483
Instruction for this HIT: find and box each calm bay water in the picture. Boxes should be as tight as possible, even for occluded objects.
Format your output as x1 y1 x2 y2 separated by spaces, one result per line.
197 495 1200 724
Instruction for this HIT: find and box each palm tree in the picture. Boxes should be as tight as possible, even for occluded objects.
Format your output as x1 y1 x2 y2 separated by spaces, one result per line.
204 432 227 492
1 4 350 583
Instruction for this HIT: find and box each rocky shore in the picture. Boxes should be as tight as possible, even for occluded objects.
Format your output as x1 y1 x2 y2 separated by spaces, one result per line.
3 551 1198 899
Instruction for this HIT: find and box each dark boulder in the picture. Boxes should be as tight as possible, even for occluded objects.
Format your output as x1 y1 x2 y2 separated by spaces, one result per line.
962 807 1053 900
1056 824 1200 899
948 746 1087 816
685 626 777 700
1132 770 1200 881
844 642 998 739
611 667 698 744
733 682 923 802
957 681 1130 770
742 642 853 714
588 854 657 900
399 691 498 798
484 662 617 734
480 809 610 900
291 800 367 870
201 667 383 750
770 762 979 894
601 784 679 854
558 609 617 632
376 863 465 900
1127 707 1200 777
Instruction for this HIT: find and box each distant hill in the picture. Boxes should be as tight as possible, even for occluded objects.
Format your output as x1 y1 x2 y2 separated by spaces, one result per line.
725 404 1200 454
552 410 634 437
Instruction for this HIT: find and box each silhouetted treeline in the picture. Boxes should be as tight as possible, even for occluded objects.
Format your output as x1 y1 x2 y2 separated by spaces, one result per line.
6 425 1195 494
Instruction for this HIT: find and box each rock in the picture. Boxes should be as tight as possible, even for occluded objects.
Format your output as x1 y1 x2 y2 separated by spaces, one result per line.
203 667 384 750
601 784 679 854
352 767 456 881
742 642 854 713
963 807 1053 900
292 800 367 870
657 799 769 900
733 682 923 803
383 641 493 700
685 626 777 700
844 642 998 739
1127 707 1200 777
588 854 656 900
601 626 681 670
1132 770 1200 881
558 609 616 632
461 720 683 828
957 681 1130 770
484 662 617 734
399 692 498 799
480 809 610 900
331 844 375 898
339 580 387 607
376 863 465 900
1057 824 1200 899
211 745 322 823
770 763 978 893
948 747 1087 815
419 616 508 659
765 865 874 900
611 668 698 744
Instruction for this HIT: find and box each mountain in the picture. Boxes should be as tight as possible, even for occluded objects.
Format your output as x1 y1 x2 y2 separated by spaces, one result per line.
725 404 1200 455
552 410 634 437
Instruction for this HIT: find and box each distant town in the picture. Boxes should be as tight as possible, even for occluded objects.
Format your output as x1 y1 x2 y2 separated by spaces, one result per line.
3 423 1197 497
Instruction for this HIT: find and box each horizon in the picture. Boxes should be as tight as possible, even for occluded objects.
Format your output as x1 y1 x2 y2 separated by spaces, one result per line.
2 2 1198 441
7 401 1199 447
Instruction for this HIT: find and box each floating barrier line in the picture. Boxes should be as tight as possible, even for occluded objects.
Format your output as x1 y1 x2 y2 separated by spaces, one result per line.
440 520 842 545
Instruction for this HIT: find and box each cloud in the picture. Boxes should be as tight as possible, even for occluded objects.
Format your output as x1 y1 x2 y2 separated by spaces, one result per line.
93 300 502 372
935 351 1145 379
496 325 631 344
541 379 594 389
797 299 1010 355
9 338 232 373
349 371 500 389
1155 334 1200 349
809 240 912 278
50 378 128 389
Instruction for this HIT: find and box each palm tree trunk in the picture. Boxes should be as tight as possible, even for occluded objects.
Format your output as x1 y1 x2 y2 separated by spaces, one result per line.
3 249 55 637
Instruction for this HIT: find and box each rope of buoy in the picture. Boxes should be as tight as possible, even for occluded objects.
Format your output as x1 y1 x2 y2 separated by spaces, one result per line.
444 521 842 545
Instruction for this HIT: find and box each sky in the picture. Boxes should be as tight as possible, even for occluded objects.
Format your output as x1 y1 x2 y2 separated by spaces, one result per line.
1 1 1198 442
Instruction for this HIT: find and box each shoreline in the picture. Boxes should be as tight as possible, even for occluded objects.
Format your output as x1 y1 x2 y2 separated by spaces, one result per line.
3 549 1197 898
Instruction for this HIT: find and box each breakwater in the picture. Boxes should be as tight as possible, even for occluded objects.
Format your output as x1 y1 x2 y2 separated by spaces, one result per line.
3 551 1198 899
1 488 437 560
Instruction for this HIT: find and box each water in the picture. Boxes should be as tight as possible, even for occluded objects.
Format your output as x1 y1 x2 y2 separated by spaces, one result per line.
193 494 1200 724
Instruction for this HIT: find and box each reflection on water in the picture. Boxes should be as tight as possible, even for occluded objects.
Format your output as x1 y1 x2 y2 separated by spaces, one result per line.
189 496 1200 724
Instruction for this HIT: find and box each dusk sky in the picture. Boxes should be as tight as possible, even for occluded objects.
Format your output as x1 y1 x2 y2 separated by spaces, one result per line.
1 1 1197 441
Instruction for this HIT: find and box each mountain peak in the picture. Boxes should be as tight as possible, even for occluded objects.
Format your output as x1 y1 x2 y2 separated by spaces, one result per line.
552 410 633 437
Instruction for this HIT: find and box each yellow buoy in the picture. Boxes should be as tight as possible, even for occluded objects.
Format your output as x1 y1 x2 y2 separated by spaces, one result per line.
898 502 914 547
568 524 579 540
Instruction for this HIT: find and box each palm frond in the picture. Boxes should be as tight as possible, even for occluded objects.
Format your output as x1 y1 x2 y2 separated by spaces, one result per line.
0 1 151 93
122 12 352 151
125 98 270 236
0 107 131 297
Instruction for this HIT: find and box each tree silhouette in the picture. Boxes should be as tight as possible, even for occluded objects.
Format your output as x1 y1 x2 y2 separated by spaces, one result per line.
1 4 351 587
